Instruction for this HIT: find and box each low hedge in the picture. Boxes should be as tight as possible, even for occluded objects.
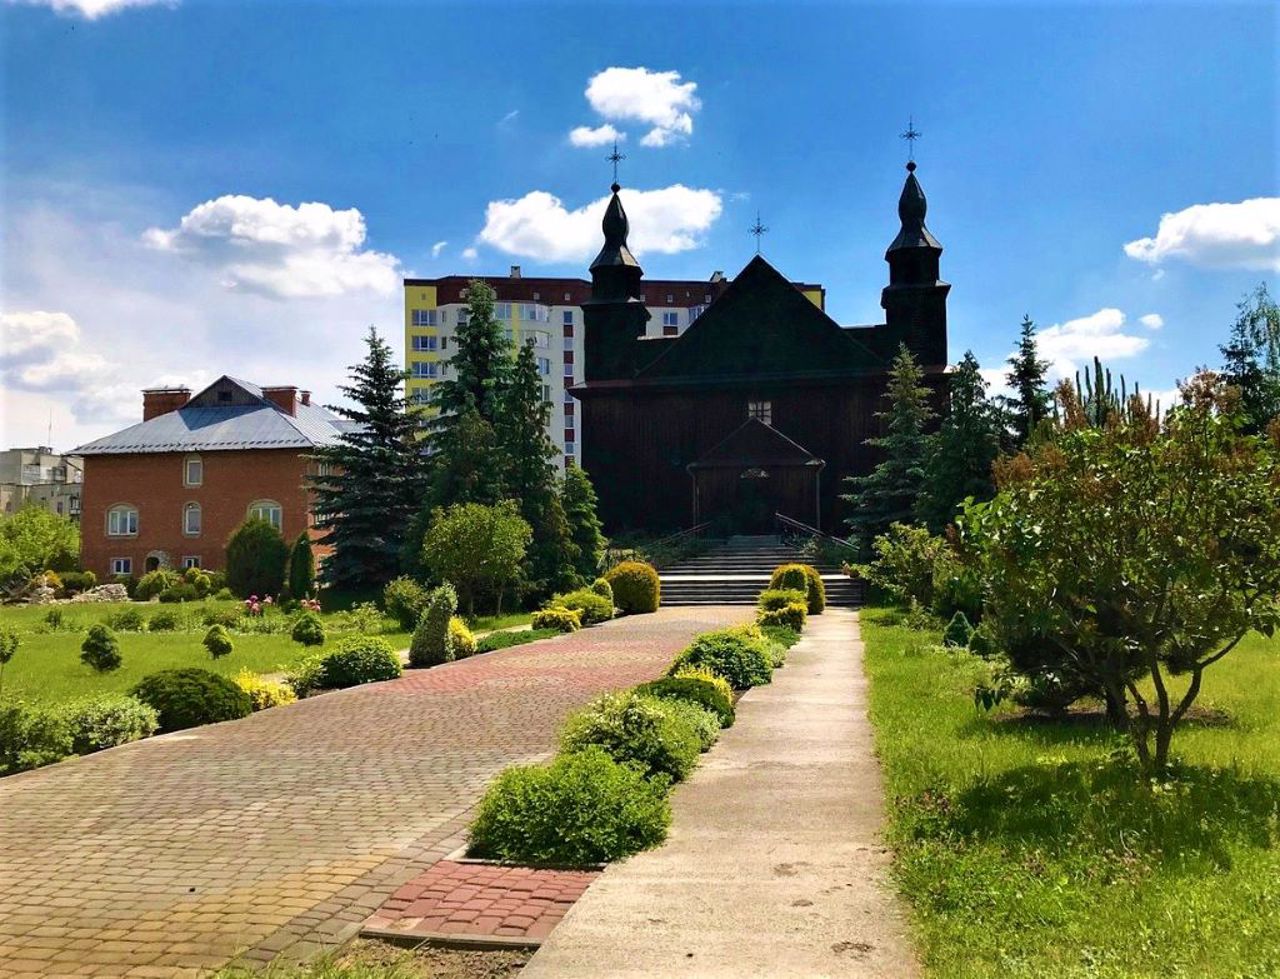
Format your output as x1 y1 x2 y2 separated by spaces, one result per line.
769 563 825 615
669 626 773 690
604 561 661 614
320 636 402 688
549 588 613 625
531 607 581 633
758 602 806 633
761 625 801 649
62 694 158 754
468 746 671 867
475 628 559 653
635 673 735 728
561 691 702 782
0 702 71 775
758 588 806 612
129 668 253 732
234 670 298 711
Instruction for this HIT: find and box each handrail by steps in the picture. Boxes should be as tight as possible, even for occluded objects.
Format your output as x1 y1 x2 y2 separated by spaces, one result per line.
774 512 858 556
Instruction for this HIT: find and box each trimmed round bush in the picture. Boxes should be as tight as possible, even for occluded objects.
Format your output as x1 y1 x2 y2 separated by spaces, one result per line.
158 583 200 603
758 588 806 613
590 577 614 605
290 610 326 647
531 607 581 633
549 588 613 625
408 583 456 668
129 668 253 732
135 568 180 601
104 607 145 632
770 563 825 615
604 561 661 614
448 616 477 658
233 670 298 711
758 602 806 633
147 608 183 632
384 575 430 632
670 627 772 689
636 672 735 728
203 624 234 659
320 636 402 688
213 587 234 601
468 746 671 867
560 691 702 782
80 624 123 673
942 611 975 649
61 695 158 754
0 702 72 774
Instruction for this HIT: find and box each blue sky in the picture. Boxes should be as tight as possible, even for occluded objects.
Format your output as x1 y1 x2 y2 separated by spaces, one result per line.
2 0 1277 449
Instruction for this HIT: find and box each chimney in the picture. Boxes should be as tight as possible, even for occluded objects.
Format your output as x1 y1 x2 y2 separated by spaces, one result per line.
142 387 191 421
262 386 299 416
509 265 521 279
299 390 311 406
709 270 725 283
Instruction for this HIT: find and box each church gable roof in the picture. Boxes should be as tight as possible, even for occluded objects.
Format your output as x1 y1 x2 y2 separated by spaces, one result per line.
638 255 884 381
688 417 823 469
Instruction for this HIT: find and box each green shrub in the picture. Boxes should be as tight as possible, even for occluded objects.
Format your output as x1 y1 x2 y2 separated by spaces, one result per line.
283 654 326 697
855 523 949 609
104 607 145 632
61 695 158 754
320 636 402 688
290 611 326 646
203 624 234 659
113 573 138 599
769 563 825 615
561 691 702 782
475 628 559 653
636 673 735 728
61 570 97 594
201 606 242 629
758 588 806 612
942 611 975 649
129 668 252 732
671 626 772 689
760 625 801 649
135 568 180 601
41 608 66 632
0 702 72 774
225 518 289 598
590 577 614 605
448 616 477 658
468 746 671 867
1 626 21 691
158 583 200 603
604 560 661 614
287 532 316 600
80 624 123 672
233 670 298 711
383 575 430 632
549 588 613 625
147 608 184 632
763 634 789 668
213 587 234 601
658 698 720 751
408 583 456 667
758 601 806 633
531 607 581 632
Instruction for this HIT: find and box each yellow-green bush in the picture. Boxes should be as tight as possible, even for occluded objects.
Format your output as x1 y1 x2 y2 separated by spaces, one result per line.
448 616 478 658
532 607 581 632
769 563 825 614
758 601 807 632
605 560 661 614
233 670 298 711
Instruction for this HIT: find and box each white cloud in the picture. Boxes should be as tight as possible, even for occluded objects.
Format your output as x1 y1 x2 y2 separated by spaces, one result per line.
578 67 701 148
476 185 722 263
461 247 478 260
499 109 519 126
978 367 1013 402
1038 308 1150 378
5 0 170 17
569 124 625 148
431 240 448 259
1139 313 1164 329
143 194 401 299
1124 197 1280 272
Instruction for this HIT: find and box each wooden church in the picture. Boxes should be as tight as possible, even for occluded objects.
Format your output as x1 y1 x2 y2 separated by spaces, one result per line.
572 161 950 534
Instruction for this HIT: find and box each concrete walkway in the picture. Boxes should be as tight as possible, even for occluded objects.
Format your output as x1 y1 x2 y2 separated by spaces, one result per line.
522 608 919 978
0 606 746 978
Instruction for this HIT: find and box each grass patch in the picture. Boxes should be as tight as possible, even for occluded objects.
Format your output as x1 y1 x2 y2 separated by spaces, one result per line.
861 606 1280 978
0 601 409 709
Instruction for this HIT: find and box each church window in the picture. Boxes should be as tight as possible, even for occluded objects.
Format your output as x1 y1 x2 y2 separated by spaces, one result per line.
748 400 772 424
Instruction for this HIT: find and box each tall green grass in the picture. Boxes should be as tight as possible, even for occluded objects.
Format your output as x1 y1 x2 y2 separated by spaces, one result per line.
862 606 1280 978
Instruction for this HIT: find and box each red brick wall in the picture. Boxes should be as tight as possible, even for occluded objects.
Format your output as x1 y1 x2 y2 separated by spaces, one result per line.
80 449 326 578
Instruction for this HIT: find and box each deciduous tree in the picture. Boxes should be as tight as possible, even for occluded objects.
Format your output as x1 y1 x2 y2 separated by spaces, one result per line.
1220 282 1280 434
420 500 532 617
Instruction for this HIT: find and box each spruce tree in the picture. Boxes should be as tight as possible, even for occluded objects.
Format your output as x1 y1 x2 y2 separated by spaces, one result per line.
500 341 578 597
562 464 606 582
917 351 1001 532
311 327 424 590
842 344 936 548
1004 315 1052 446
1220 283 1280 433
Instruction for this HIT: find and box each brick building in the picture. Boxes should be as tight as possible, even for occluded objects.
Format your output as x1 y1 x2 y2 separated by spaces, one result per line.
74 376 349 579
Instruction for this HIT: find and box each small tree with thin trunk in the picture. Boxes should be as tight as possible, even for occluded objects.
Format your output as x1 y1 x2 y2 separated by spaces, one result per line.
420 501 531 617
960 373 1280 772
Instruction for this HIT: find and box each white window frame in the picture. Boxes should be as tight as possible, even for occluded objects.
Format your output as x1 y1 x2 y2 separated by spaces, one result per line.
183 502 202 537
412 309 438 327
184 454 203 487
537 357 551 377
107 504 139 537
562 310 574 325
563 362 574 378
182 555 201 569
248 500 283 530
412 361 439 378
110 557 132 575
412 335 438 352
662 311 679 327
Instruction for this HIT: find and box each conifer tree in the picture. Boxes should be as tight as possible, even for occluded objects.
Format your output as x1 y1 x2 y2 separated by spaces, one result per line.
562 464 606 582
500 341 578 597
1003 315 1052 446
311 327 424 590
917 351 1000 532
842 344 935 548
1220 282 1280 434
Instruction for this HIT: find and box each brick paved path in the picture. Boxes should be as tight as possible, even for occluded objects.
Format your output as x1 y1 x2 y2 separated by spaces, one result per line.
0 606 745 978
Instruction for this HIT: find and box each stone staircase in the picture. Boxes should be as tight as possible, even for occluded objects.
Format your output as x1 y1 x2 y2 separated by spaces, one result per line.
659 535 863 607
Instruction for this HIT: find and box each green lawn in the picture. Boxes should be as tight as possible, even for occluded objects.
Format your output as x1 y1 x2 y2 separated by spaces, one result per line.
0 601 410 708
861 606 1280 979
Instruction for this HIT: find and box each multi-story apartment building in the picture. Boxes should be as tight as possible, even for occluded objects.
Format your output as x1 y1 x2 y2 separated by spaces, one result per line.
403 266 825 468
0 447 84 522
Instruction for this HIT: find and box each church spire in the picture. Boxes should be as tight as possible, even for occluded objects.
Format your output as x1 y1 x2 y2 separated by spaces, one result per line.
887 161 942 256
588 179 643 303
881 158 950 369
584 175 650 381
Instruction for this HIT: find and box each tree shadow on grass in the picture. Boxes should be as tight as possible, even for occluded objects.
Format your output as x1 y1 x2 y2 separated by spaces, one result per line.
901 760 1280 874
956 703 1235 751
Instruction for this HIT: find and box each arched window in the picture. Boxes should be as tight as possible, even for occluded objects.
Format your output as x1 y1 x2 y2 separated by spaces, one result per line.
107 504 138 537
247 500 282 530
184 454 203 487
183 502 202 536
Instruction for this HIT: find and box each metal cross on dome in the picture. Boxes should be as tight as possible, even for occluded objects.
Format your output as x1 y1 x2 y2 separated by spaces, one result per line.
749 211 769 254
899 116 922 161
606 140 626 184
